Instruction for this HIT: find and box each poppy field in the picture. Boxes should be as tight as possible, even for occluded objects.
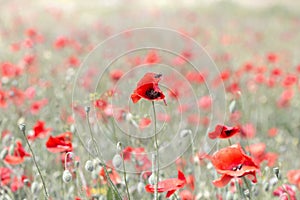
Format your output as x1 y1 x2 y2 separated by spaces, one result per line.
1 1 300 200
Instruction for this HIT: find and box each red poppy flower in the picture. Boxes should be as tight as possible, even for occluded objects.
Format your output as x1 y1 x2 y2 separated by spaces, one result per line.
30 98 48 115
131 73 166 105
287 169 300 189
28 120 52 141
208 125 240 139
210 144 259 188
240 123 256 139
4 140 31 165
273 184 297 200
0 167 11 185
145 170 187 198
46 132 72 153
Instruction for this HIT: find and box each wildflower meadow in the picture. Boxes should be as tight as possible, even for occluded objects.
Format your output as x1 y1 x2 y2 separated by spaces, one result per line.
1 1 300 199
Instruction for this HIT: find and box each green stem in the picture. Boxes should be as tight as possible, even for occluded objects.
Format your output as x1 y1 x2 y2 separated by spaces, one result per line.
21 129 49 199
86 109 122 199
121 147 131 200
152 101 159 200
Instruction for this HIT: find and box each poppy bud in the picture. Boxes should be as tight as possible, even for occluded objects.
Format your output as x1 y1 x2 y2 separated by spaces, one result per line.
148 174 155 185
263 182 269 191
137 182 145 194
85 160 94 172
63 170 72 183
180 129 192 138
18 123 26 132
85 106 90 113
273 167 281 179
31 181 39 195
244 189 250 198
229 100 236 113
9 144 15 155
112 154 122 169
0 148 8 160
117 142 122 153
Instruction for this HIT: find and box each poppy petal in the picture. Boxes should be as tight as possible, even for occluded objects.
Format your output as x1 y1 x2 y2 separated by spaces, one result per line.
166 189 176 198
212 174 233 188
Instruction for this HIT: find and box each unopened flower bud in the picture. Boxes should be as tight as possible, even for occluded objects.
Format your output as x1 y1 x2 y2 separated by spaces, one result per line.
117 142 122 153
273 167 280 179
229 100 237 113
63 170 72 183
137 182 145 194
112 154 122 169
180 129 191 138
85 106 90 113
0 148 8 159
85 160 94 172
31 181 39 195
18 123 26 132
148 174 155 185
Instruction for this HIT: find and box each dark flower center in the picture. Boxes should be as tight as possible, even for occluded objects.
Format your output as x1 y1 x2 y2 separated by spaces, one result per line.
232 164 243 171
145 88 161 99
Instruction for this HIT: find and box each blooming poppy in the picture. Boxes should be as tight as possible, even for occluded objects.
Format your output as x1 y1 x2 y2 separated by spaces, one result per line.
131 73 166 105
208 125 240 139
210 144 259 188
46 132 72 153
28 120 52 141
4 140 31 165
179 190 194 200
122 146 151 172
145 170 187 198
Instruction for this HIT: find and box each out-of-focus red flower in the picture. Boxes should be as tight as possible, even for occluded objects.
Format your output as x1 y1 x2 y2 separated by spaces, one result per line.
144 50 160 64
179 190 194 200
240 123 256 139
157 113 171 123
0 90 7 108
94 98 107 110
139 117 151 129
282 74 297 87
268 127 278 137
122 147 151 172
287 169 300 189
25 86 36 99
54 36 69 49
186 71 205 84
210 144 259 188
145 170 187 198
208 125 240 139
10 175 29 192
0 167 11 185
9 87 25 106
110 69 123 81
46 132 72 153
28 120 52 141
131 73 166 105
267 53 278 63
4 140 31 165
246 143 278 167
273 184 297 200
277 89 294 108
1 62 22 78
198 95 212 110
99 166 121 185
67 55 80 67
271 68 282 76
30 98 48 115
